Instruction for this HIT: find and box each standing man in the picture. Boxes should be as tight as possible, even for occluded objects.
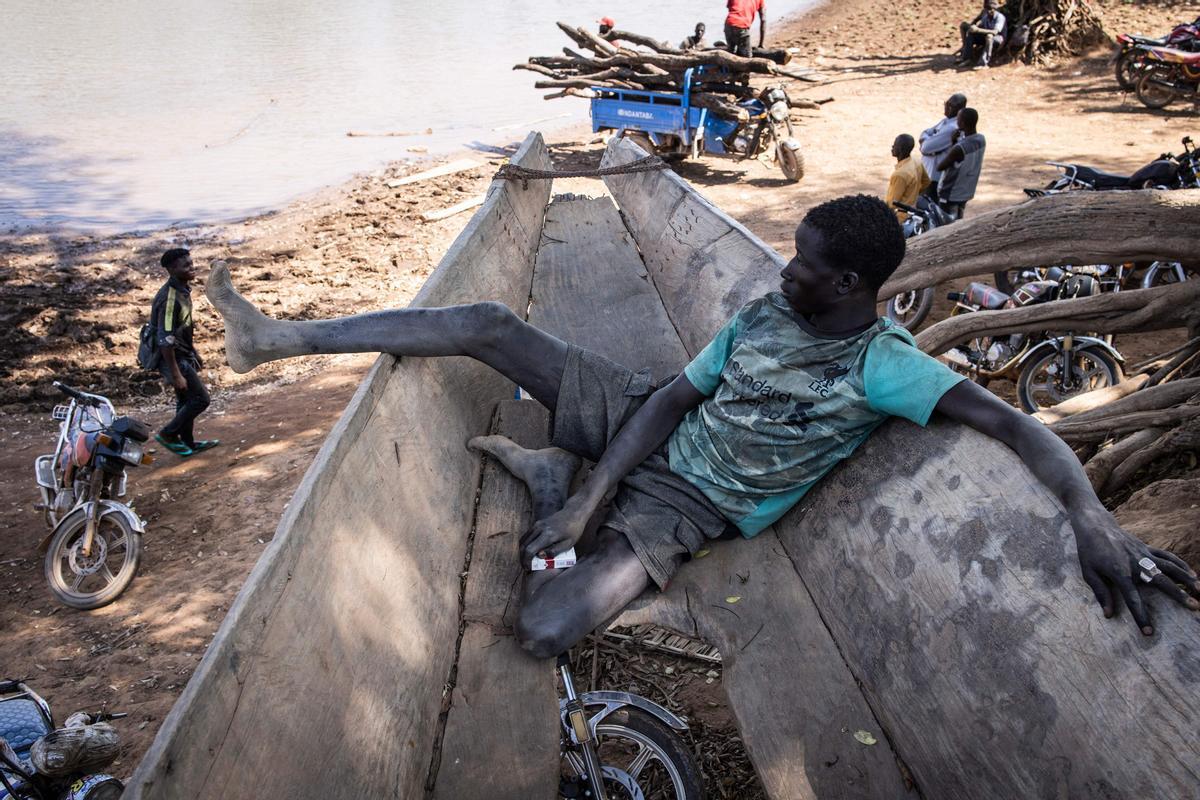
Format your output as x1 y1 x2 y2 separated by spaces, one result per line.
151 248 218 456
680 22 707 50
885 134 930 221
936 107 986 220
918 93 966 198
957 0 1007 69
724 0 766 57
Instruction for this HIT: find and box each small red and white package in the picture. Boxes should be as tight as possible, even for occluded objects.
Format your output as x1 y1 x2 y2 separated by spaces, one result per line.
531 547 578 571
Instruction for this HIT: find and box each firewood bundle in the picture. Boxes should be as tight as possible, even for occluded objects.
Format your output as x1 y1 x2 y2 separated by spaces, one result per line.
514 22 824 122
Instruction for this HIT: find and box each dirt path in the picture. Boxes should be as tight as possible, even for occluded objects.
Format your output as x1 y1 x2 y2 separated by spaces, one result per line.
1 0 1196 779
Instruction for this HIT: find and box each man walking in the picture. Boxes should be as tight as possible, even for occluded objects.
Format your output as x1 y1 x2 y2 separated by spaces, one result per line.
918 93 966 197
724 0 766 57
151 248 218 456
936 107 986 220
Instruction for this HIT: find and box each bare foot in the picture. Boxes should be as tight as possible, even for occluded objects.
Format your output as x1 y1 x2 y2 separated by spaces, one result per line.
468 435 580 514
205 261 278 374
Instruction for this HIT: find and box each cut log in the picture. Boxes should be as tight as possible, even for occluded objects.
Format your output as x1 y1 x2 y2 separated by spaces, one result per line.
880 189 1200 298
1048 377 1200 427
421 195 487 222
1084 427 1164 492
1032 374 1149 424
1050 403 1200 443
386 158 483 189
1105 418 1200 492
915 280 1200 356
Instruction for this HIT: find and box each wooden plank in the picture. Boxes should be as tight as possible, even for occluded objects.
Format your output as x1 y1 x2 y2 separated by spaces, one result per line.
432 624 559 800
530 195 690 382
463 400 551 627
387 158 483 188
125 132 554 800
617 532 914 799
604 132 1200 798
602 137 784 354
422 195 486 222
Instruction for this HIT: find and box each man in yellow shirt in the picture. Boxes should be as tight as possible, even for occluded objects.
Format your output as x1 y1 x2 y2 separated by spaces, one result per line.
885 134 930 221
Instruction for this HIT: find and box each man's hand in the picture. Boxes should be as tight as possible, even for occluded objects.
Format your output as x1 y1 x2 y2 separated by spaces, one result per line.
172 371 187 392
521 501 591 563
1072 506 1200 635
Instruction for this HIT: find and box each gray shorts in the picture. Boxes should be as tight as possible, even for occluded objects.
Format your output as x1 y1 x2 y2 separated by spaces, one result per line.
550 345 732 589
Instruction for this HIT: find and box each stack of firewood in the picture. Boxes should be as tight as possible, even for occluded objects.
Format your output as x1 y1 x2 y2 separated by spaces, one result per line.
514 22 824 122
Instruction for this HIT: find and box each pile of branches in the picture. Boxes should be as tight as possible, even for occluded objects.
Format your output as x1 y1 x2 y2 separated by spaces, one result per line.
515 22 824 122
1002 0 1109 63
1038 339 1200 502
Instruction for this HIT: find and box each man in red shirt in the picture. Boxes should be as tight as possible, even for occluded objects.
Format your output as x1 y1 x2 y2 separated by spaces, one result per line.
725 0 766 57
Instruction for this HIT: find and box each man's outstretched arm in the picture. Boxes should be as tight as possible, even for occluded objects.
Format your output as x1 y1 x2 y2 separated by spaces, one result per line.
521 374 706 561
934 379 1200 633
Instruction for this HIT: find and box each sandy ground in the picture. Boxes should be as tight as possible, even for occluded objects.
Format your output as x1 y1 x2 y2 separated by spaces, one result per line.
2 0 1198 783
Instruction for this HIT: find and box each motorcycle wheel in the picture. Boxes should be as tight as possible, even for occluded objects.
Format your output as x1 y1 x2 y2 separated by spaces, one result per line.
777 142 804 182
561 708 703 800
44 512 142 610
1135 70 1176 109
1016 346 1122 414
885 287 934 330
1114 49 1144 91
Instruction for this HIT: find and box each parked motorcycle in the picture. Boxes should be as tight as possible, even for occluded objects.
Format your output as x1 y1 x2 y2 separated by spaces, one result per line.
943 268 1124 413
0 680 126 800
996 138 1199 292
557 654 702 799
1113 18 1200 90
34 382 152 610
1136 45 1200 108
884 196 955 330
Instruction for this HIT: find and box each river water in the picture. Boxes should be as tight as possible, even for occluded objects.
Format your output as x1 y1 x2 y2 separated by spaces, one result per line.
2 0 814 230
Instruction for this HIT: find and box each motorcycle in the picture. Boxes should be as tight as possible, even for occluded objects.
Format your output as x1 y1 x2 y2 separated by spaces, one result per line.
884 196 955 330
556 654 703 799
0 679 126 800
1113 18 1200 91
34 382 153 610
1136 45 1200 109
612 82 804 182
943 267 1125 414
995 138 1199 292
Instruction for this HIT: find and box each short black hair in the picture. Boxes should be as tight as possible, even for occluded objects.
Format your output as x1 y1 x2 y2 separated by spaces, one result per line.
959 107 979 130
801 195 905 290
161 247 190 270
894 133 915 157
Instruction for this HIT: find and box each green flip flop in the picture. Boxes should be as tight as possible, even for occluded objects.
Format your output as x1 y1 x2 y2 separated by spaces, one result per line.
191 440 221 452
155 433 194 457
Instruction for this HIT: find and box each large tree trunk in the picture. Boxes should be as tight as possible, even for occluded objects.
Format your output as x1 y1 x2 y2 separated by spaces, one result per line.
880 189 1200 299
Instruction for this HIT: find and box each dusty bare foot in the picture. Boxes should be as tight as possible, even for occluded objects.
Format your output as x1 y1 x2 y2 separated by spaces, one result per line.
205 261 278 374
468 435 580 511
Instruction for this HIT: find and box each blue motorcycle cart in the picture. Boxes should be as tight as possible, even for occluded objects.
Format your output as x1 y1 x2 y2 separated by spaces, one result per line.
589 67 804 181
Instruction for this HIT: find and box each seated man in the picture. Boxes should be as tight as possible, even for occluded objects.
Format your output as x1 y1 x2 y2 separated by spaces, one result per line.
205 195 1197 658
885 134 930 221
958 0 1006 68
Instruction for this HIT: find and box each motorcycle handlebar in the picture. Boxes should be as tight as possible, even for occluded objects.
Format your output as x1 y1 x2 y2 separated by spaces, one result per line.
52 381 97 406
892 201 919 214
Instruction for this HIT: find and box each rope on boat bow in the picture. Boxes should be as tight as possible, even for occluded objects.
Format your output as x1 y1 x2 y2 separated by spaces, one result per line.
493 155 668 189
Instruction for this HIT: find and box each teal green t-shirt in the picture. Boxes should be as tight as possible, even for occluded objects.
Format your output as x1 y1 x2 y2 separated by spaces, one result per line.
668 293 965 537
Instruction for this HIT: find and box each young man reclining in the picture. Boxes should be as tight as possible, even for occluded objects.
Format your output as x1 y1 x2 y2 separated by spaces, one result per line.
205 194 1199 658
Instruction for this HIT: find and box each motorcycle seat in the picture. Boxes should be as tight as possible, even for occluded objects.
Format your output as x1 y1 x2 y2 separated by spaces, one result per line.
1147 45 1200 64
0 697 52 760
1071 166 1132 189
965 281 1010 310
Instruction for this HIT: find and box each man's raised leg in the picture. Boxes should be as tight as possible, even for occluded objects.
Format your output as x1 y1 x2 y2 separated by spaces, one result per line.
206 261 568 410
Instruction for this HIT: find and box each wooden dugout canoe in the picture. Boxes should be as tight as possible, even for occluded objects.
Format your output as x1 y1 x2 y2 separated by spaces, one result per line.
125 133 1200 800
